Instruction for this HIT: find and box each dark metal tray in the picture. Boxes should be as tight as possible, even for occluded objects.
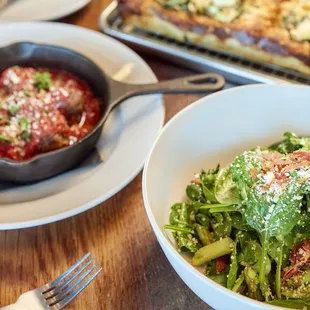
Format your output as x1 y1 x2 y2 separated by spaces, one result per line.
99 1 310 86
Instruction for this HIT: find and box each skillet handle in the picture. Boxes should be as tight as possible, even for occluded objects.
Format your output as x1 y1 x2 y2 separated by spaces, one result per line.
108 73 225 108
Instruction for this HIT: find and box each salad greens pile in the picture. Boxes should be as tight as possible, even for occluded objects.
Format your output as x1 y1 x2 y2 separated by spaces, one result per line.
165 132 310 309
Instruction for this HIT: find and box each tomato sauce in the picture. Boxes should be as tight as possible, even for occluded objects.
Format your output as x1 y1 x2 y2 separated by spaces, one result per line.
0 66 101 161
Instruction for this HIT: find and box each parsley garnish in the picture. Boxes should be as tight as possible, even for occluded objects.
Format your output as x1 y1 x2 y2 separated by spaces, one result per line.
19 117 29 132
22 131 31 142
8 105 20 114
19 117 31 141
23 90 30 97
0 135 13 143
33 72 51 91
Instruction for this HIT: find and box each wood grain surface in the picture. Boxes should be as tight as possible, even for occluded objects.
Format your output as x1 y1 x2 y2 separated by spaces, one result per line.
0 1 213 309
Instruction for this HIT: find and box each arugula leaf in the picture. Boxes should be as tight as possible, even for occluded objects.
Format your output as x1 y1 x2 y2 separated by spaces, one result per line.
205 260 217 276
268 235 296 299
237 231 259 251
169 203 183 225
179 202 194 226
230 212 253 231
195 213 210 227
287 270 310 288
186 183 203 201
268 236 292 267
211 213 232 239
33 71 51 91
202 165 219 184
268 298 310 309
244 267 260 300
268 238 284 299
238 240 261 266
209 205 238 213
245 178 304 238
238 240 271 276
227 238 238 290
205 259 228 287
269 132 310 154
293 213 310 243
215 167 242 204
166 203 200 253
209 274 227 287
202 185 217 203
201 165 220 203
282 284 310 299
232 273 245 292
186 166 220 203
177 234 200 252
260 276 272 301
230 149 262 200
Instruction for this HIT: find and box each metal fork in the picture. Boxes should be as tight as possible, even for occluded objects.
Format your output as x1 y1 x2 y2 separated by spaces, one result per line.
2 253 102 310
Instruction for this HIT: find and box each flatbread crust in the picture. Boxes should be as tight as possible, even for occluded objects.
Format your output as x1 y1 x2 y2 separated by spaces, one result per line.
119 0 310 75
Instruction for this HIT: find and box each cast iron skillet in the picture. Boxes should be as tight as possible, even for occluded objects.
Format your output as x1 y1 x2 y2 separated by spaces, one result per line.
0 42 225 183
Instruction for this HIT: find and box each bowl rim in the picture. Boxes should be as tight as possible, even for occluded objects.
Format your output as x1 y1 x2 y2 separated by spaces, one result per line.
0 41 108 166
142 84 310 310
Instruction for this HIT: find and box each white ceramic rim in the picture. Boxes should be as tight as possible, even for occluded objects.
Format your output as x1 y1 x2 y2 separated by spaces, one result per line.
0 0 91 22
141 84 306 310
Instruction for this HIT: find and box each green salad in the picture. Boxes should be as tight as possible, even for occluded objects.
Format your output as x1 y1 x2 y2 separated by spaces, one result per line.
165 132 310 309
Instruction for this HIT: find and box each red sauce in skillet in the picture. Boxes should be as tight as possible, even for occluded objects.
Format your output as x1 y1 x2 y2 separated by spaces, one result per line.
0 66 101 161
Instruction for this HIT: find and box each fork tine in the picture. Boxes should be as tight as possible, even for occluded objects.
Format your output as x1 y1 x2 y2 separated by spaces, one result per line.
46 262 100 305
50 267 102 309
43 258 95 298
41 252 91 292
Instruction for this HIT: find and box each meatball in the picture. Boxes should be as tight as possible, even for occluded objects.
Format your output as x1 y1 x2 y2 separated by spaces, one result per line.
53 90 84 118
67 90 84 115
37 134 70 153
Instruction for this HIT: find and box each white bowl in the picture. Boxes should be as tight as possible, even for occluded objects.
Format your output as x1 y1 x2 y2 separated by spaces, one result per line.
142 84 310 310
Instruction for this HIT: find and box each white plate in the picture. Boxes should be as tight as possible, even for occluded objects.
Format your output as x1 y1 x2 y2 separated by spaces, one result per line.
0 22 164 229
0 0 90 21
143 85 310 310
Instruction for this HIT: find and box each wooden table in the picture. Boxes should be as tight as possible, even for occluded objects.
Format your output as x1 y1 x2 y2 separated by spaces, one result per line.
0 1 212 309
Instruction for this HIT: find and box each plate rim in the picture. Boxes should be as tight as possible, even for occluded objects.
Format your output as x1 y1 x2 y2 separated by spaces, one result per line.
0 0 91 22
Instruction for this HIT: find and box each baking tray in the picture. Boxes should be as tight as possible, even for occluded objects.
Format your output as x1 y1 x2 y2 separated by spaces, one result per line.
99 1 310 86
